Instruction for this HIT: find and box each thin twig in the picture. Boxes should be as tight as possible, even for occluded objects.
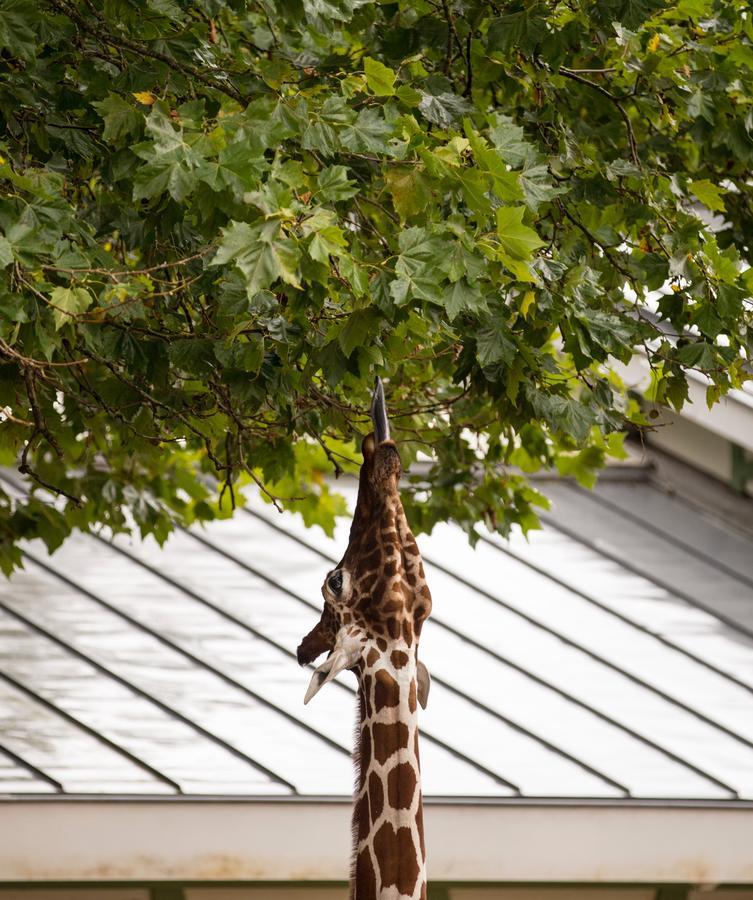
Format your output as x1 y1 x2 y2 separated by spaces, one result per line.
50 0 244 103
558 67 640 166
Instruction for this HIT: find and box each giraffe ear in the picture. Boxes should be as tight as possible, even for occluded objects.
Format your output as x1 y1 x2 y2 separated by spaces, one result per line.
417 659 430 709
303 628 364 704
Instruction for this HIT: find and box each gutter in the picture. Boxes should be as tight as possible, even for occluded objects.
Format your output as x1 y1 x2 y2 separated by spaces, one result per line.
1 797 752 884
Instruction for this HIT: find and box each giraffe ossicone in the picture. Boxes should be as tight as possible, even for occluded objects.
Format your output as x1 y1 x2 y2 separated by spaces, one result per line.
297 377 432 900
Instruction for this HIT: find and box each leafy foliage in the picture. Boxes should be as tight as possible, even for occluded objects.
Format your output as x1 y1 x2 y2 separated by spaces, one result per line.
0 0 752 573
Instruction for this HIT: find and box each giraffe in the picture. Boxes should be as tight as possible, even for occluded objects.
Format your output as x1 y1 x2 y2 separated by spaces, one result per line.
297 378 432 900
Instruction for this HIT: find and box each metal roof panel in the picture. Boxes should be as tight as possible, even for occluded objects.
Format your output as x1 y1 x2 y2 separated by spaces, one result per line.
0 471 751 802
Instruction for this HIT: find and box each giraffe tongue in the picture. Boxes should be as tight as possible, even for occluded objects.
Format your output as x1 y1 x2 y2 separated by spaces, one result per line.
370 376 390 444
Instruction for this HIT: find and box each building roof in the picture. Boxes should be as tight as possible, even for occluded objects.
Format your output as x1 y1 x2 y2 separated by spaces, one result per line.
0 456 752 806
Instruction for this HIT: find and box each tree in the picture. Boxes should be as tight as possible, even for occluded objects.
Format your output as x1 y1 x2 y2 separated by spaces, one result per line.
0 0 751 574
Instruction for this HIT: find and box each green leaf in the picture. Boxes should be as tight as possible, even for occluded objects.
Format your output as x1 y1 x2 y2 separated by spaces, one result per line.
364 57 396 96
396 85 422 107
463 120 523 202
338 308 380 357
0 235 13 268
488 114 535 167
0 0 37 61
92 93 143 145
442 279 487 320
384 167 432 221
418 92 472 129
198 141 266 199
688 179 726 212
169 338 216 375
476 315 516 367
131 104 200 202
457 170 492 221
394 227 451 302
495 206 545 260
687 89 715 123
308 225 347 264
315 165 359 201
50 286 92 330
133 161 195 203
635 252 669 291
340 108 393 153
519 165 566 211
488 9 545 54
675 340 716 370
211 221 301 296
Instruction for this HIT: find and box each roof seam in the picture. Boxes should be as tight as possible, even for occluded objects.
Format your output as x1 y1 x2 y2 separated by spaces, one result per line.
6 557 298 795
240 511 689 797
564 480 753 591
179 528 522 795
539 510 753 644
77 538 354 761
480 535 753 698
0 667 181 794
423 550 753 758
0 741 63 793
243 508 739 799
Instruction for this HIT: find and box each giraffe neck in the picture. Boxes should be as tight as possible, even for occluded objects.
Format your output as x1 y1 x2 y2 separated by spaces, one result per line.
351 641 426 900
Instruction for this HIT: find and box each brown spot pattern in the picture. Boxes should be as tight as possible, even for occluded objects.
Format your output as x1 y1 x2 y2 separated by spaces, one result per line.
374 669 400 712
359 571 378 593
362 675 373 719
387 761 417 810
372 722 409 765
361 549 382 571
355 848 377 900
359 723 372 773
368 771 383 823
390 650 409 668
356 791 370 841
301 431 432 898
373 821 420 896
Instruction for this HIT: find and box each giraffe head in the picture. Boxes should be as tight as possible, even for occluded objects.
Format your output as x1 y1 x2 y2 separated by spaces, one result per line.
297 378 432 706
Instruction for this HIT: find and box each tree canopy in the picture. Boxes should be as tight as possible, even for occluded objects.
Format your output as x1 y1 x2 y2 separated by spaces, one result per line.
0 0 751 573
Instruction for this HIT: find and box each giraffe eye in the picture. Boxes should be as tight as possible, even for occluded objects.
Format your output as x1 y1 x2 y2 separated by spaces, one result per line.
328 570 343 594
